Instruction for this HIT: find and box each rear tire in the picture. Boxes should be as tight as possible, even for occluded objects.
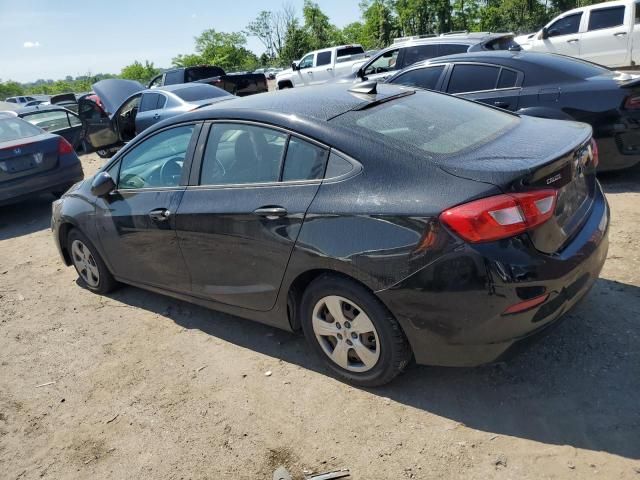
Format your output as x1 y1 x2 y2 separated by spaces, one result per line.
67 229 117 294
97 149 115 159
300 274 412 387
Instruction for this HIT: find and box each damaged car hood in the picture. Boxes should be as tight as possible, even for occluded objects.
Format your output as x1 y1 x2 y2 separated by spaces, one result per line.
92 79 144 115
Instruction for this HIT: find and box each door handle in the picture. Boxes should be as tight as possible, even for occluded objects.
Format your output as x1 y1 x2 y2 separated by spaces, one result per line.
566 38 579 43
326 68 333 72
149 208 171 222
307 71 313 75
153 113 161 119
493 101 510 108
253 206 287 220
614 32 628 37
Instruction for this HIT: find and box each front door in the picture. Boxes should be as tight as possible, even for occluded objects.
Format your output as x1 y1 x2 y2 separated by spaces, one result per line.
77 97 120 152
294 53 315 87
580 4 629 66
176 122 328 311
536 12 583 57
94 123 201 292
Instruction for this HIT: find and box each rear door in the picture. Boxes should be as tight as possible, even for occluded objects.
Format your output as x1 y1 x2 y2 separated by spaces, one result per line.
446 63 522 111
135 92 168 132
308 50 334 84
93 123 201 291
21 109 83 150
580 4 630 66
175 121 328 311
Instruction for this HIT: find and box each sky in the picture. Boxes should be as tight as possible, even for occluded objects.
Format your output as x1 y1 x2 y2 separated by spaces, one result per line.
0 0 362 83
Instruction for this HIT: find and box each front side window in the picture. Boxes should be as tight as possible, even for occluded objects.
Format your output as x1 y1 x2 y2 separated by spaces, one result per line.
364 49 400 75
200 124 287 185
547 13 582 37
282 137 327 181
448 64 500 93
391 66 445 90
23 110 71 132
316 51 332 67
298 54 314 69
164 70 184 85
401 44 438 68
588 6 625 31
118 125 194 189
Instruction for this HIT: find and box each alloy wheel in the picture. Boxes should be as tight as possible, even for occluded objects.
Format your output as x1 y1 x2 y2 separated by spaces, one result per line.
71 239 100 288
311 295 380 373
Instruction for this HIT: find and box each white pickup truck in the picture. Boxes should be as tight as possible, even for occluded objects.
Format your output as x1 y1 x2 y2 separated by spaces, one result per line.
516 0 640 68
275 45 366 89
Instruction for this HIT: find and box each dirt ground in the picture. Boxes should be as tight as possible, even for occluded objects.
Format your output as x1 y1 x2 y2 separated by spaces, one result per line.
1 152 639 480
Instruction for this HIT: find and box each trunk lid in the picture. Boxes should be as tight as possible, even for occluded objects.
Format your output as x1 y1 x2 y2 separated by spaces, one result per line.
437 116 595 254
0 134 60 183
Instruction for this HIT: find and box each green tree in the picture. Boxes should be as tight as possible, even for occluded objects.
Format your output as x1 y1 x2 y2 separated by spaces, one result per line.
178 29 259 71
120 60 160 84
360 0 398 49
172 53 206 67
341 21 366 45
302 1 343 50
0 80 24 99
280 18 312 65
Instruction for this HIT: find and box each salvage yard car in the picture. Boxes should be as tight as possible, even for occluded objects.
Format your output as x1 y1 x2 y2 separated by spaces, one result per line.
148 65 267 96
387 51 640 171
516 0 640 68
15 105 85 152
52 82 609 386
0 113 83 205
78 79 233 157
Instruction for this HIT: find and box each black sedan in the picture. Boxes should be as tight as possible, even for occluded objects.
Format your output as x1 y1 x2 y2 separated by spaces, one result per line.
0 114 83 206
51 83 609 386
387 51 640 171
16 105 85 152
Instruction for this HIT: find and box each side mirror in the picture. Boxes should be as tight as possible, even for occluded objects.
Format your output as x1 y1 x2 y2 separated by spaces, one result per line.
541 27 549 40
291 62 300 71
91 171 116 197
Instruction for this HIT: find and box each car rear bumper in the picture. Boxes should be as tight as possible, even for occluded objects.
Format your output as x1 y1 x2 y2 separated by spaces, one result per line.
377 183 610 367
595 131 640 171
0 160 84 206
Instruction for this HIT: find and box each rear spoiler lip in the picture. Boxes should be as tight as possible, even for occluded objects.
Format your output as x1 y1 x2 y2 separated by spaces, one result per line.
619 77 640 88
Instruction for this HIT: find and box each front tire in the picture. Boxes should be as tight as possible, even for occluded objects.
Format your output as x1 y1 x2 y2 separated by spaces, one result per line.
300 275 412 387
67 229 117 294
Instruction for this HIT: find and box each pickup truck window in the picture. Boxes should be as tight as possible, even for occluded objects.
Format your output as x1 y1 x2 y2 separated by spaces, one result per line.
186 67 225 82
588 6 625 31
365 49 400 75
164 70 184 85
548 13 582 37
299 54 314 69
316 51 332 67
636 2 640 23
336 46 365 58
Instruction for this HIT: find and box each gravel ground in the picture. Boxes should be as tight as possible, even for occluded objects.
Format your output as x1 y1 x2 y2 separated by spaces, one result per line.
0 153 639 479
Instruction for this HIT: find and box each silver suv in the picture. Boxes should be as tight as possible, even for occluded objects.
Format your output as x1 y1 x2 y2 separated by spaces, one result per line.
351 32 520 82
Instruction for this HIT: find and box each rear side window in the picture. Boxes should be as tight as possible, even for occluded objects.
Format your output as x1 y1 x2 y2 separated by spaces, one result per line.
332 91 517 156
401 44 438 68
548 13 582 36
438 44 469 56
588 6 625 30
497 69 518 89
316 51 332 67
391 66 445 90
139 93 160 112
156 95 167 109
448 64 500 93
282 137 327 181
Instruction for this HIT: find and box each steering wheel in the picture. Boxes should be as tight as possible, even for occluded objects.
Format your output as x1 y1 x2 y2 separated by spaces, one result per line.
160 157 183 186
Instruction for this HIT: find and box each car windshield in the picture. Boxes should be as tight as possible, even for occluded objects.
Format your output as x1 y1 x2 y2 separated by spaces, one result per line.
0 117 43 142
172 84 228 102
332 90 517 156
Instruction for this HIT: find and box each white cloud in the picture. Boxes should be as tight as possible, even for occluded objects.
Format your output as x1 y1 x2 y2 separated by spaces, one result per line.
23 41 40 48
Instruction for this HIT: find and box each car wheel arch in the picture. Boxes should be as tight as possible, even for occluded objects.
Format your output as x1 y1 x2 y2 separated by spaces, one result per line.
278 80 293 89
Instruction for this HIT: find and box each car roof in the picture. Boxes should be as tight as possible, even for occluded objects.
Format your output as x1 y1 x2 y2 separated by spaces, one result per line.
392 32 513 47
419 50 608 69
153 83 220 93
184 82 413 123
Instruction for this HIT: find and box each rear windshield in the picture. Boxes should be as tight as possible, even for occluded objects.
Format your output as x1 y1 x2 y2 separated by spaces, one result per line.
332 91 517 156
0 117 42 143
337 46 365 57
544 54 610 78
172 84 228 102
186 67 226 82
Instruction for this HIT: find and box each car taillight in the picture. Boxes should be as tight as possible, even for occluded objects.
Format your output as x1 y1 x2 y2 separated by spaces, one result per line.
58 137 74 155
440 189 558 243
590 138 599 168
624 94 640 109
